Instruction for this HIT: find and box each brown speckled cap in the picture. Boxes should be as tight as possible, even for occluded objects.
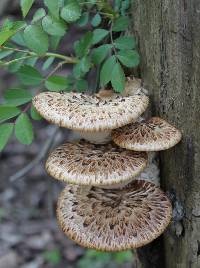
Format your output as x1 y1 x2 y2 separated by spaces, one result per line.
32 91 149 132
112 117 182 151
57 180 172 251
46 140 147 186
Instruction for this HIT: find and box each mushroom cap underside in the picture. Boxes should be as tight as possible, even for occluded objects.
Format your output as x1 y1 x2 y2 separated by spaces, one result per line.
112 117 182 151
57 180 172 251
32 92 149 131
46 140 148 186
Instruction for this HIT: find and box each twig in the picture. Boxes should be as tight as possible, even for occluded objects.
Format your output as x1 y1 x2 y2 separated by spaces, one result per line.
46 60 66 79
9 126 59 182
0 46 78 64
1 55 36 66
110 22 117 56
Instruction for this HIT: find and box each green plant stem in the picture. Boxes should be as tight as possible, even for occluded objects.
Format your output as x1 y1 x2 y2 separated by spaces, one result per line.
0 46 78 64
109 22 117 56
2 55 35 66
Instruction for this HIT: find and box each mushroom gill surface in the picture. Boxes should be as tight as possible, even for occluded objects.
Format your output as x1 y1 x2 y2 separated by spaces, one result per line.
46 140 147 186
57 180 172 251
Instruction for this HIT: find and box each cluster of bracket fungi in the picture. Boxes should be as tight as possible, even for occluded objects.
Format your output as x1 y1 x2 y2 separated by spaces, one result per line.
33 77 182 251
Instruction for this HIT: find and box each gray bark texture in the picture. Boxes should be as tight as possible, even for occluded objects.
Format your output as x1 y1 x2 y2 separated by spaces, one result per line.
131 1 200 268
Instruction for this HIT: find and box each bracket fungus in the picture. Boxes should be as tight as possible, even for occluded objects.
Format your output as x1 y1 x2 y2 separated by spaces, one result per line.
112 117 182 151
32 77 182 251
57 180 172 251
45 140 148 186
32 91 149 144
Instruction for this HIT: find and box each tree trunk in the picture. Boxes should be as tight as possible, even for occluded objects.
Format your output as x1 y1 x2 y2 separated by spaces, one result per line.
131 1 200 267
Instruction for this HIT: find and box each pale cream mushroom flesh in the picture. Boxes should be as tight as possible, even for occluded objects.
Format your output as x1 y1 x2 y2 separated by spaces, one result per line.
45 140 148 187
112 117 182 151
57 180 172 251
32 90 149 144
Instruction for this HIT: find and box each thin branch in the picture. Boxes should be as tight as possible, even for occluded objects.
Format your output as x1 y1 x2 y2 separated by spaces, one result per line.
110 22 117 56
1 55 36 66
9 126 59 182
46 60 67 79
0 46 78 64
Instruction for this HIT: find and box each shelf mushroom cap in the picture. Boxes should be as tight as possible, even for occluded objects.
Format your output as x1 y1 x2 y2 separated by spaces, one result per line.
45 140 148 186
32 91 149 132
57 180 172 251
112 117 182 151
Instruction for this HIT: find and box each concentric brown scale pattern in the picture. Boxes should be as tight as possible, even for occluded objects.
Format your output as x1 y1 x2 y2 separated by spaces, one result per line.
32 92 149 131
57 180 172 251
112 117 182 151
46 140 147 186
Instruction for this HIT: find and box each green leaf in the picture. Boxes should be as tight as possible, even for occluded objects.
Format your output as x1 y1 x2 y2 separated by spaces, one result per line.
117 50 140 67
20 0 35 17
74 32 93 57
77 12 89 27
114 251 133 264
73 57 90 78
114 36 136 50
30 105 42 120
25 56 38 66
0 30 15 46
12 32 26 46
61 0 81 23
91 13 101 27
11 21 27 31
73 63 82 79
17 65 43 85
42 15 67 36
32 8 46 23
75 79 88 92
80 57 91 73
44 0 60 19
0 49 13 60
0 106 21 123
4 89 32 106
0 123 14 151
100 56 116 86
121 0 130 16
112 16 130 32
42 56 55 70
114 0 121 11
111 62 125 92
1 19 13 30
24 25 48 55
15 113 34 145
7 52 25 73
92 29 109 45
45 75 69 91
50 36 62 50
91 44 112 65
43 249 61 265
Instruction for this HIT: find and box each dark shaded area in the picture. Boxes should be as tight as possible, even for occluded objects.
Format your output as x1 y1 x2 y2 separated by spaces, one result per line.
137 237 165 268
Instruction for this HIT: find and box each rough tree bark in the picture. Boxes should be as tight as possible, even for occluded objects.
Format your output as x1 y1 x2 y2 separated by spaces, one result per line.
131 1 200 267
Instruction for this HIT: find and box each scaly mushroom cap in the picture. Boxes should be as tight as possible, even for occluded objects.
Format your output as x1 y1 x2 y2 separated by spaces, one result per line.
32 92 149 132
57 180 172 251
112 117 182 151
46 140 147 186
